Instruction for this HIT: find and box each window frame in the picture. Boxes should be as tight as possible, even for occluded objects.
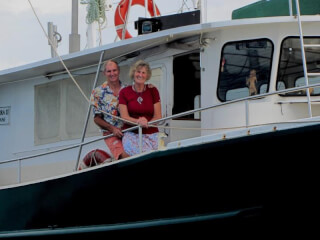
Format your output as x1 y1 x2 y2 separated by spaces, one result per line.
277 36 320 97
34 73 102 145
217 38 274 102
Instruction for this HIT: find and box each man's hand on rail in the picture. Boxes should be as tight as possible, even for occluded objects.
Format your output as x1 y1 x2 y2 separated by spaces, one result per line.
111 126 124 138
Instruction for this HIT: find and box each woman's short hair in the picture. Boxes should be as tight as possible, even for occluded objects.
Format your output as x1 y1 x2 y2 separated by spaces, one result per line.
129 60 152 80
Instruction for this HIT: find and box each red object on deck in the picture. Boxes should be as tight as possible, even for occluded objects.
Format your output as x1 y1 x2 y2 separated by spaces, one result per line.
78 149 111 170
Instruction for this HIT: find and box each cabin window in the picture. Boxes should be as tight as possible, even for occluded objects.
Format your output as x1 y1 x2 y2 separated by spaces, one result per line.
218 39 273 102
34 73 102 145
277 37 320 96
172 52 201 119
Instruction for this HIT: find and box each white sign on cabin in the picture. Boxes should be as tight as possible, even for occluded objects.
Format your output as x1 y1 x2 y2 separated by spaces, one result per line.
0 107 10 125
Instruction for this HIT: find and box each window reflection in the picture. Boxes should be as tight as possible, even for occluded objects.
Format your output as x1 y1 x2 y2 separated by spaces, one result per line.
277 37 320 96
218 39 273 102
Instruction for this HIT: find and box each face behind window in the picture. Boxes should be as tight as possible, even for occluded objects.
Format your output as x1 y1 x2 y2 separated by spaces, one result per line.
218 39 273 102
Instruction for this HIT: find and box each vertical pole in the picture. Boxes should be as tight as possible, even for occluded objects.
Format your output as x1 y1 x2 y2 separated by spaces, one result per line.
48 22 58 58
18 159 21 183
69 0 80 53
295 0 312 117
139 126 143 154
245 100 249 128
53 24 58 55
74 51 105 171
288 0 293 16
200 0 207 23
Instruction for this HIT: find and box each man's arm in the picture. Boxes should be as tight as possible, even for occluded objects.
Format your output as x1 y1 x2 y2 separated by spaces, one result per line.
94 115 123 138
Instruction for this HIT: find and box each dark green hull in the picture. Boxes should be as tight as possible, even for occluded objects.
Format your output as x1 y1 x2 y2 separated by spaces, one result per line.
0 123 319 238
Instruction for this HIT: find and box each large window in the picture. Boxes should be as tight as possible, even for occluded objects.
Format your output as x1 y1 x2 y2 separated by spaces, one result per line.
218 39 273 102
35 73 103 145
277 37 320 96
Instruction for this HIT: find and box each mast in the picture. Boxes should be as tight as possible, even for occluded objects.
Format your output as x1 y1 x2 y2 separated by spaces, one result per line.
69 0 81 53
200 0 207 23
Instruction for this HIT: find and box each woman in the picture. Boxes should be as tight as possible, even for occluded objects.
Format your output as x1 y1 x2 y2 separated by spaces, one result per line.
119 60 162 156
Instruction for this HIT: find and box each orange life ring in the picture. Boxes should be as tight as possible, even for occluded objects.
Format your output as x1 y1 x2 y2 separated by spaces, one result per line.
115 0 161 40
78 149 111 170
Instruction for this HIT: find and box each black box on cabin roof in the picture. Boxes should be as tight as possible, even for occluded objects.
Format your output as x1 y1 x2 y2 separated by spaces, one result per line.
134 10 200 35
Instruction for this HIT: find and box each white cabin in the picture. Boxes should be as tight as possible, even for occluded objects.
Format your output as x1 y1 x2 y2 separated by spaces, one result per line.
1 15 320 186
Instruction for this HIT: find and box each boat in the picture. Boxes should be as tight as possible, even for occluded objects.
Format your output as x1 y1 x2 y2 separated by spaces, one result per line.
1 0 320 238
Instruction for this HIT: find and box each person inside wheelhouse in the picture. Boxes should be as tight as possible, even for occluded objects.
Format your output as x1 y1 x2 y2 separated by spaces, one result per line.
218 39 273 101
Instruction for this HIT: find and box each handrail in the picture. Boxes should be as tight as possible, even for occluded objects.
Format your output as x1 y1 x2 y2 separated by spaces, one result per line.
2 81 320 167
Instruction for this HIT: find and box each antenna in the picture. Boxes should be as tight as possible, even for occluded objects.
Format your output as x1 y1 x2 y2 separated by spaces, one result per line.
69 0 81 53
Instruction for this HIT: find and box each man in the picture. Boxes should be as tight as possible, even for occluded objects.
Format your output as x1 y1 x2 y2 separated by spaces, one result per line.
90 60 129 160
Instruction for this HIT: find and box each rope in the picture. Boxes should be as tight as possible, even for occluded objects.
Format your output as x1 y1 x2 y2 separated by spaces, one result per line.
81 0 107 25
28 0 90 104
178 0 191 13
81 0 108 46
28 0 137 127
117 0 128 25
91 149 98 166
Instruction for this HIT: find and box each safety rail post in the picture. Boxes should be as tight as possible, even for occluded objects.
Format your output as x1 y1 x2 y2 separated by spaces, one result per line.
245 100 249 128
295 0 312 118
18 159 22 183
74 51 105 171
139 126 143 154
288 0 293 16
